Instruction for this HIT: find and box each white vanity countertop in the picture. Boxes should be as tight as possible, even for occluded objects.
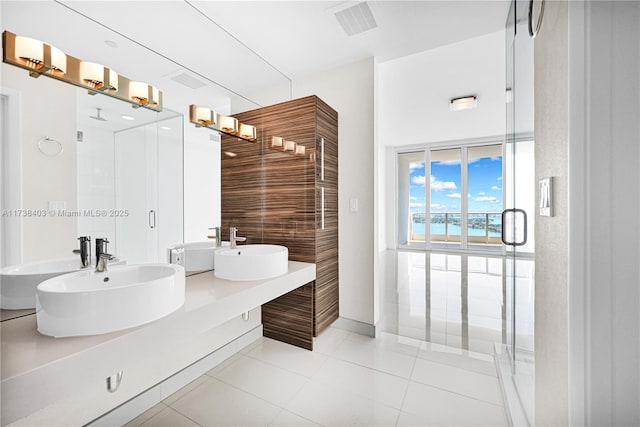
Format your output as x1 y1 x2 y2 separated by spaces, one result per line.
0 261 315 382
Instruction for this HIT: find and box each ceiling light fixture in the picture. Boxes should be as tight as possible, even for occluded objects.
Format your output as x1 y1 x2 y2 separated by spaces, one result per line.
2 30 163 112
189 104 256 142
121 115 135 121
450 95 478 112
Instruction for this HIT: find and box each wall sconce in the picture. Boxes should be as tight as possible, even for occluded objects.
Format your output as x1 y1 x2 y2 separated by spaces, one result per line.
2 30 163 111
272 136 284 148
450 95 477 112
80 62 118 92
189 104 256 142
284 140 296 152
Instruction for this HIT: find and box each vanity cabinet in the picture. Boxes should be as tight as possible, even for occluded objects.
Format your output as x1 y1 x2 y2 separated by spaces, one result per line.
221 95 338 350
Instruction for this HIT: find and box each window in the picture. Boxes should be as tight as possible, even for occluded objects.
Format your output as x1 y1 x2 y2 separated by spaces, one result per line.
397 143 503 250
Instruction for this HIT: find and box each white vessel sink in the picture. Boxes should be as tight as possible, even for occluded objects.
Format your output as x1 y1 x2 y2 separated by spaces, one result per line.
0 256 126 310
36 264 185 337
167 241 229 273
214 244 288 281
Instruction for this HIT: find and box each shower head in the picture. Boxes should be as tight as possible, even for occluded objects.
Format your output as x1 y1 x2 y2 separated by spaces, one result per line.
90 108 107 121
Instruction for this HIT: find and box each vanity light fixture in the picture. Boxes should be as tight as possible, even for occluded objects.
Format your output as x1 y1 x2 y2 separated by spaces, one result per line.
218 115 239 134
190 105 217 126
129 81 161 108
295 145 306 156
450 95 477 112
271 136 284 148
2 30 163 111
189 104 257 142
80 62 118 92
238 123 257 141
13 35 67 77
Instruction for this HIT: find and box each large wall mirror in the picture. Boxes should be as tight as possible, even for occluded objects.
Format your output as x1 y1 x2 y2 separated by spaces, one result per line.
0 64 184 267
0 0 291 305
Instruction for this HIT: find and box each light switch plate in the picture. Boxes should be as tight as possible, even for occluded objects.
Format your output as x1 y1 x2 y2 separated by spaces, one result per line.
539 177 553 217
349 198 359 213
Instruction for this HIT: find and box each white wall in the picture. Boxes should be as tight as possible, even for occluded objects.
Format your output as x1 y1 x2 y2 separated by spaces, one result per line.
76 125 116 252
378 30 505 147
566 1 640 425
0 64 77 262
232 58 376 326
183 124 221 243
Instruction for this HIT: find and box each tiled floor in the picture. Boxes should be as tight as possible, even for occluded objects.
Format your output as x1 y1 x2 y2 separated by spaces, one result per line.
126 328 507 427
379 251 535 356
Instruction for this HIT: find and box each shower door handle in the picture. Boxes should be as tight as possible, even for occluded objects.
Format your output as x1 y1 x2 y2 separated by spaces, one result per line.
149 210 156 229
501 208 527 246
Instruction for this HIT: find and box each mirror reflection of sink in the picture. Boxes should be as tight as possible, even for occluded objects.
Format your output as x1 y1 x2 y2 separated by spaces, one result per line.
0 256 126 310
36 264 185 337
214 244 288 281
167 241 229 273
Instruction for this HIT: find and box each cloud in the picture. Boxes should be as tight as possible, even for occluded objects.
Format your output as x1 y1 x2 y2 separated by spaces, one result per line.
409 202 426 208
430 176 457 191
448 193 461 199
475 196 500 203
478 191 486 196
491 185 502 191
409 162 424 172
497 177 503 181
431 203 447 210
412 175 426 185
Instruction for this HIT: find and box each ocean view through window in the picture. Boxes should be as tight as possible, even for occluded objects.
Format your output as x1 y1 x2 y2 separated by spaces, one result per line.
399 143 503 249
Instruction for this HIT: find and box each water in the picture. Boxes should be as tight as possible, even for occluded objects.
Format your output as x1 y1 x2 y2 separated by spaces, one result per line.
412 217 502 237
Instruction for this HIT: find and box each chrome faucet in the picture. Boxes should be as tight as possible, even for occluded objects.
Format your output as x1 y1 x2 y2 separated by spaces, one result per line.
230 227 246 249
73 236 91 268
96 252 113 273
208 226 222 247
95 238 109 268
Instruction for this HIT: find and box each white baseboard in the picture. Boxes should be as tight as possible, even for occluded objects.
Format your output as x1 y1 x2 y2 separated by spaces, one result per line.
332 317 376 337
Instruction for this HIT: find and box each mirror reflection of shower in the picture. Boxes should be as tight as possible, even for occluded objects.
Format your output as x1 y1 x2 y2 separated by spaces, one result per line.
76 88 183 263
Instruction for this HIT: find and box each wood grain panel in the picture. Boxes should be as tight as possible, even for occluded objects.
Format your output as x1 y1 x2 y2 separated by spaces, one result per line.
221 95 338 348
262 282 314 350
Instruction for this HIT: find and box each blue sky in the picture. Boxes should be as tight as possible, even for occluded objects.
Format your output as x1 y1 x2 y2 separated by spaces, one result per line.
409 156 503 213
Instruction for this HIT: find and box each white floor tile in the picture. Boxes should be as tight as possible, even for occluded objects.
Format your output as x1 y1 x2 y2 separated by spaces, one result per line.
287 381 400 426
345 331 422 357
162 375 210 406
312 357 410 409
140 406 200 426
169 377 280 426
401 381 507 426
411 358 503 406
205 352 243 377
313 326 351 355
417 341 497 377
123 403 167 427
332 338 417 378
245 337 329 377
214 354 308 407
269 410 322 426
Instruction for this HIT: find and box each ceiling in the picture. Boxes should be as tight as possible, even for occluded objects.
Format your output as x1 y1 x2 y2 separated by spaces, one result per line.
1 1 509 111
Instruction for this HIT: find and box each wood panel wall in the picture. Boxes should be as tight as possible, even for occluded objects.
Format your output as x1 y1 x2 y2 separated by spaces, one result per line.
221 96 338 351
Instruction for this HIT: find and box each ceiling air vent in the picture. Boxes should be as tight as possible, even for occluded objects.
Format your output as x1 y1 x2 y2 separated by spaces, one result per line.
170 73 207 89
335 2 378 36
